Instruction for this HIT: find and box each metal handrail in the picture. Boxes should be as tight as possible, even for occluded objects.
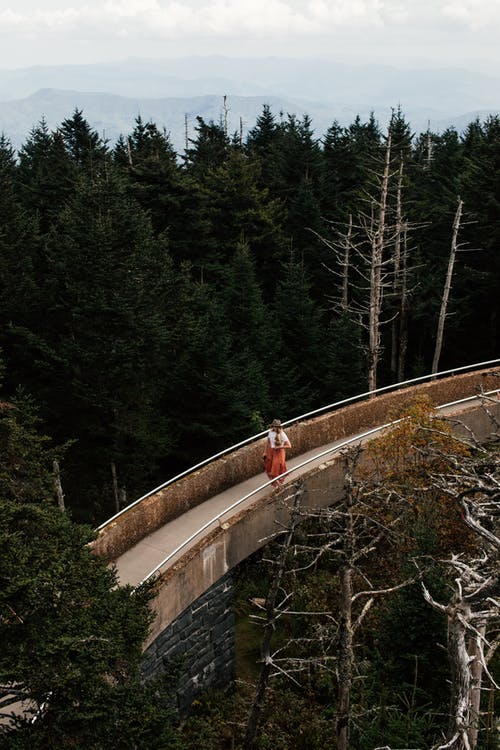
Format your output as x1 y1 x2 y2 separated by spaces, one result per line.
138 388 500 585
99 358 500 532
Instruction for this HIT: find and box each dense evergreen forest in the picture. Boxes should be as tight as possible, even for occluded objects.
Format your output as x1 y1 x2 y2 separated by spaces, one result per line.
0 105 499 521
1 389 498 749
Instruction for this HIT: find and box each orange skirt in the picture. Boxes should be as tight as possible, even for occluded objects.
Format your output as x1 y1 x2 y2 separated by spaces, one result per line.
264 445 288 484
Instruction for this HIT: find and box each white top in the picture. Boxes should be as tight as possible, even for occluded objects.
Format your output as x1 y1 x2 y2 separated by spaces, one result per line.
268 429 290 448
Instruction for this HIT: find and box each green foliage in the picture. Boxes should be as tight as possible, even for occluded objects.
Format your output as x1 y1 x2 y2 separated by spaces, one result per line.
0 397 182 748
196 150 288 292
58 108 109 171
17 120 77 233
1 104 499 522
370 570 450 708
183 116 230 176
271 252 324 414
0 498 182 748
351 699 440 750
0 393 64 504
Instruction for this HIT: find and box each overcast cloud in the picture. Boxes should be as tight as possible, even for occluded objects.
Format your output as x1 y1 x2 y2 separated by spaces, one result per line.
0 0 499 71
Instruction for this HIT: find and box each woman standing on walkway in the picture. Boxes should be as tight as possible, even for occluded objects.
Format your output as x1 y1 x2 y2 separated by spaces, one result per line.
264 419 291 487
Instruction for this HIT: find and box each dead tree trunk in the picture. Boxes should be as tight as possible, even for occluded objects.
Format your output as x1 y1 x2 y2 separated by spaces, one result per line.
111 462 120 514
468 623 486 749
243 483 304 750
423 583 486 750
397 224 410 381
341 215 353 312
432 197 463 374
53 460 65 512
336 471 355 750
390 156 404 379
422 443 500 750
446 599 474 749
368 131 392 393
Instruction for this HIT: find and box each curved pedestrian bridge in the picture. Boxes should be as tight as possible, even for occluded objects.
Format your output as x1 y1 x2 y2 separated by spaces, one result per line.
93 364 500 650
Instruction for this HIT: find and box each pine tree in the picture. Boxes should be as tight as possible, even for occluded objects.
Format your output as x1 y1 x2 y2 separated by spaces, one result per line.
321 120 355 222
10 167 173 517
183 115 230 177
197 150 288 296
17 120 77 233
245 103 285 193
117 116 209 264
120 117 182 234
0 136 38 332
218 241 272 430
57 108 109 173
0 401 180 748
271 252 324 415
457 115 500 359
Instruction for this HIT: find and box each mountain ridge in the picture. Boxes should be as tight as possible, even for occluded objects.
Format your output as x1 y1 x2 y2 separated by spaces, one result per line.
0 56 499 154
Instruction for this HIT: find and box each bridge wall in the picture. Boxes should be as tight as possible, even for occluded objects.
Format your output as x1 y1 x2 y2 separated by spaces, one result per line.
143 398 500 710
94 368 500 562
142 572 235 712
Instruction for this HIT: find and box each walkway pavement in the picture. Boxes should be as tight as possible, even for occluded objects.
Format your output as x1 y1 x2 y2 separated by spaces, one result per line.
114 426 386 587
114 396 488 588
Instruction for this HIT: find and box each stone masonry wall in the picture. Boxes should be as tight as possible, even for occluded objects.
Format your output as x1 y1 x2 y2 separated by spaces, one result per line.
141 572 235 712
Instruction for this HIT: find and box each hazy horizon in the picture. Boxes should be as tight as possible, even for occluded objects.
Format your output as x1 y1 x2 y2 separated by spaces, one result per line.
1 0 499 75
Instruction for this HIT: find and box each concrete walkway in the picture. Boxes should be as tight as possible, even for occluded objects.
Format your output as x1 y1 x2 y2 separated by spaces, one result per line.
114 395 494 588
114 424 390 587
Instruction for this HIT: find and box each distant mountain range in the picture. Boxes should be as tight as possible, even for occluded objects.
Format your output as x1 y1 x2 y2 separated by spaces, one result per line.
0 56 498 154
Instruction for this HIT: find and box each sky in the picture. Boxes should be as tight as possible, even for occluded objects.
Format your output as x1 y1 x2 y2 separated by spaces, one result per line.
0 0 499 73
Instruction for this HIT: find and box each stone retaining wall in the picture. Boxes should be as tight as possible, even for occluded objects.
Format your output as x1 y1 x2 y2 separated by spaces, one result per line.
142 572 235 712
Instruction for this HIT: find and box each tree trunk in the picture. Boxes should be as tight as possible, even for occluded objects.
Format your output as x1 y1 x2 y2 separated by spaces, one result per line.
111 462 120 514
440 601 473 750
368 132 391 394
468 623 485 750
341 215 353 312
397 225 409 381
243 483 304 750
337 452 356 750
337 564 353 750
53 460 65 512
391 157 404 379
432 197 463 374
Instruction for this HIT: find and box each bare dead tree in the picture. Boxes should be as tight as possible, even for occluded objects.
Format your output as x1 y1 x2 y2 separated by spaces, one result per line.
243 482 305 750
111 461 120 514
222 95 230 138
397 224 412 381
421 448 500 750
390 154 417 382
432 197 464 374
366 129 392 392
424 123 434 170
311 213 354 314
53 460 65 512
184 114 189 153
315 124 419 393
328 447 424 750
245 443 424 750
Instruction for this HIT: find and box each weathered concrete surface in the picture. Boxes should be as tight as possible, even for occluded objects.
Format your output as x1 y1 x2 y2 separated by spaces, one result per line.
94 368 500 563
144 398 500 649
